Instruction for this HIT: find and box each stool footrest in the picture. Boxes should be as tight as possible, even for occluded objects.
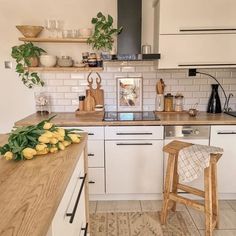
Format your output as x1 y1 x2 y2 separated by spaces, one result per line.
169 193 205 211
177 183 205 198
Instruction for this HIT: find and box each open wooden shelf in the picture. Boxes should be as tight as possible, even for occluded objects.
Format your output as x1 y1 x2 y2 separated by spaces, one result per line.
19 37 89 43
25 66 103 72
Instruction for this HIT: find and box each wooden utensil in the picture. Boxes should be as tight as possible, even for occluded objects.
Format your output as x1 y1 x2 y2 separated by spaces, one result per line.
86 72 104 106
156 79 165 94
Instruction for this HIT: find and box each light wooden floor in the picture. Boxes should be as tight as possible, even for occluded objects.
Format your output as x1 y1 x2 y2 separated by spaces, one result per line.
89 200 236 236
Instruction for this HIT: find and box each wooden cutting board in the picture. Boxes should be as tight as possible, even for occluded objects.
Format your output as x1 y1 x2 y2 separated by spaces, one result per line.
86 72 104 106
84 90 95 111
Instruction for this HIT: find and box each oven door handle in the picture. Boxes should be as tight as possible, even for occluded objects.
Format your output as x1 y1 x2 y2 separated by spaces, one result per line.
217 131 236 134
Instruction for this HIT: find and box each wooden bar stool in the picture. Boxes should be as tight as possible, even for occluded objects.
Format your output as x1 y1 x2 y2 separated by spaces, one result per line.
161 140 222 236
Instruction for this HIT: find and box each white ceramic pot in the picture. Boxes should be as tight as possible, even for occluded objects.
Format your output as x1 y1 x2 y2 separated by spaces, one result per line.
40 55 57 67
79 28 92 37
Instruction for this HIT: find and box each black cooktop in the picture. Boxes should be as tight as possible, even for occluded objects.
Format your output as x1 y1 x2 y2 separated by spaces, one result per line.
103 111 160 121
224 111 236 117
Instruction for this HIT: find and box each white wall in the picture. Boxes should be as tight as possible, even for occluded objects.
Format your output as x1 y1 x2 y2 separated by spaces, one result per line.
0 0 116 132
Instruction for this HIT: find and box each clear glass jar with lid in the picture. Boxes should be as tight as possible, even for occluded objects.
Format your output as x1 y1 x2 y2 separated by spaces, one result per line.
174 93 184 112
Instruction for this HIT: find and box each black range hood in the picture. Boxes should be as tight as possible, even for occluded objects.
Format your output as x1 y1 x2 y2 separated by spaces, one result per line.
116 0 160 61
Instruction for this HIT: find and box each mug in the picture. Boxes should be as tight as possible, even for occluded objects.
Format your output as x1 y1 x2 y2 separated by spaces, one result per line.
188 108 198 117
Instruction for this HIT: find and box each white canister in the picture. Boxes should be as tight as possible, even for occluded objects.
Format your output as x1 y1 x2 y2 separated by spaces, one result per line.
155 94 164 111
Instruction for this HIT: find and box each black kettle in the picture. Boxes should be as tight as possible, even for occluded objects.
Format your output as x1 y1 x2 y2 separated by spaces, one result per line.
207 84 222 113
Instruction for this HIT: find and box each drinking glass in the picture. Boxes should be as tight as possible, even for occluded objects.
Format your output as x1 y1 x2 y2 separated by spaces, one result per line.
45 19 56 37
55 20 64 38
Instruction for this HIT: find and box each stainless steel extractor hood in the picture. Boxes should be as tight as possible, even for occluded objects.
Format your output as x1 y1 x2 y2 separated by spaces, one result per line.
116 0 160 60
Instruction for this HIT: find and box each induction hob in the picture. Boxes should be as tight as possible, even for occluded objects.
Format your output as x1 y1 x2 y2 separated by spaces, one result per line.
224 111 236 117
103 111 160 121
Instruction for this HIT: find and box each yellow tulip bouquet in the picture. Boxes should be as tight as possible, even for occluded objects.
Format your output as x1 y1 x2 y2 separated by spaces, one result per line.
0 116 82 161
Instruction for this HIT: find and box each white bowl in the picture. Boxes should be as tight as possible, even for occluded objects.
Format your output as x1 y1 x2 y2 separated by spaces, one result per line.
40 55 57 67
79 28 92 37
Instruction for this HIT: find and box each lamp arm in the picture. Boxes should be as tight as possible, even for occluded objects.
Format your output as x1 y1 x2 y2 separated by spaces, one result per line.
196 72 227 110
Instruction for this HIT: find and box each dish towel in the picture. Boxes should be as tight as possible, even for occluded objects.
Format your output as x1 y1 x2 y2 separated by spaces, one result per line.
178 144 223 183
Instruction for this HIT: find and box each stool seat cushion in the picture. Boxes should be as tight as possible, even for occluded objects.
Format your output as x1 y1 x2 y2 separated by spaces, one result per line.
178 144 223 182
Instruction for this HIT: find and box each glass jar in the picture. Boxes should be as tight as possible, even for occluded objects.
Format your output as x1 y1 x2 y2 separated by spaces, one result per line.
34 92 51 115
164 93 174 112
175 94 184 112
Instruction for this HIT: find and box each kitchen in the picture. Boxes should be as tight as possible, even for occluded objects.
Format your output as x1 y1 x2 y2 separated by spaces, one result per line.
1 0 236 235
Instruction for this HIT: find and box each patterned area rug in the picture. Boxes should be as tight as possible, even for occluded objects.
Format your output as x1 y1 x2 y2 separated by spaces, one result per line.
89 211 199 236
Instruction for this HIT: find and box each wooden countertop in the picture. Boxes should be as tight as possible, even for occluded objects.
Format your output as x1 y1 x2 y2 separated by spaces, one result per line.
0 133 87 236
15 112 236 127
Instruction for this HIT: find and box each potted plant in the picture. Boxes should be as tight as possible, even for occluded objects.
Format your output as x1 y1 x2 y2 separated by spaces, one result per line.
87 12 123 59
11 42 46 88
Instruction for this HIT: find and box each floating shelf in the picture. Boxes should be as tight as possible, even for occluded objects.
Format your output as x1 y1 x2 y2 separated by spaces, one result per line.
25 67 103 72
19 37 89 43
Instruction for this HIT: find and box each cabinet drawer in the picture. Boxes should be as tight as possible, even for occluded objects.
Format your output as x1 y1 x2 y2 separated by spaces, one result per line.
49 152 86 236
105 126 163 140
159 34 236 69
61 126 104 140
88 168 105 195
88 140 104 168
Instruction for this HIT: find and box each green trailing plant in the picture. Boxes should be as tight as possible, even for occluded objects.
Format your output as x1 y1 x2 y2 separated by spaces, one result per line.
11 42 46 88
87 12 123 51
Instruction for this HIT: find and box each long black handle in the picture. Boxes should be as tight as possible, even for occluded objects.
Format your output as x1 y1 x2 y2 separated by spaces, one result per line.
179 28 236 32
116 132 153 135
178 63 236 67
66 174 87 224
116 143 153 146
88 153 94 157
88 133 94 136
217 132 236 134
89 181 95 184
81 223 88 236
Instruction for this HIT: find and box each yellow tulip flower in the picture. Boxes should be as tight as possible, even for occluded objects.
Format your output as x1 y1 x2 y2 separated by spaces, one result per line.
22 148 37 160
62 140 71 147
36 143 48 151
38 136 50 144
4 151 13 160
43 122 53 130
58 142 65 150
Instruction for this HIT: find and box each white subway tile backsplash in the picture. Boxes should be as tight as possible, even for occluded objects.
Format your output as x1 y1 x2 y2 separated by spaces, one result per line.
57 86 71 93
47 80 63 86
40 67 236 112
56 73 70 79
64 80 78 86
70 73 85 79
121 67 135 72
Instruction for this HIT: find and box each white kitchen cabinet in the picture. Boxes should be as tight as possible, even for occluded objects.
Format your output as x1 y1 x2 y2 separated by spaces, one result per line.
210 126 236 198
88 168 105 194
47 151 88 236
105 126 163 140
159 0 236 35
62 126 105 197
158 34 236 69
105 126 164 195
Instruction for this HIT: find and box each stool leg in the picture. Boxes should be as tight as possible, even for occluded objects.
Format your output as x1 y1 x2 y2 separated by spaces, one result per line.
161 154 175 224
211 159 219 229
204 164 213 236
171 154 179 212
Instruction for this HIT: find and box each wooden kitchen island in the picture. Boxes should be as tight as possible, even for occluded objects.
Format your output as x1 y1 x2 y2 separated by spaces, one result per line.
0 134 88 236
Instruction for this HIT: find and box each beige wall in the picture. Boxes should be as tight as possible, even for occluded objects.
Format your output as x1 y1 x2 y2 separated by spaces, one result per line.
0 0 116 132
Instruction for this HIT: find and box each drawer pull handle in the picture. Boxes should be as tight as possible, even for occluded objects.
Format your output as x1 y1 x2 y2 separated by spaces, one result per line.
89 181 95 184
179 28 236 32
88 133 94 136
217 131 236 134
116 143 153 146
88 153 95 157
66 173 87 224
81 223 88 236
178 63 236 67
116 132 153 135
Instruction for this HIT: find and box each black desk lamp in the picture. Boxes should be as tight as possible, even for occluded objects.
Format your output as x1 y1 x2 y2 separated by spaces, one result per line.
188 69 228 113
